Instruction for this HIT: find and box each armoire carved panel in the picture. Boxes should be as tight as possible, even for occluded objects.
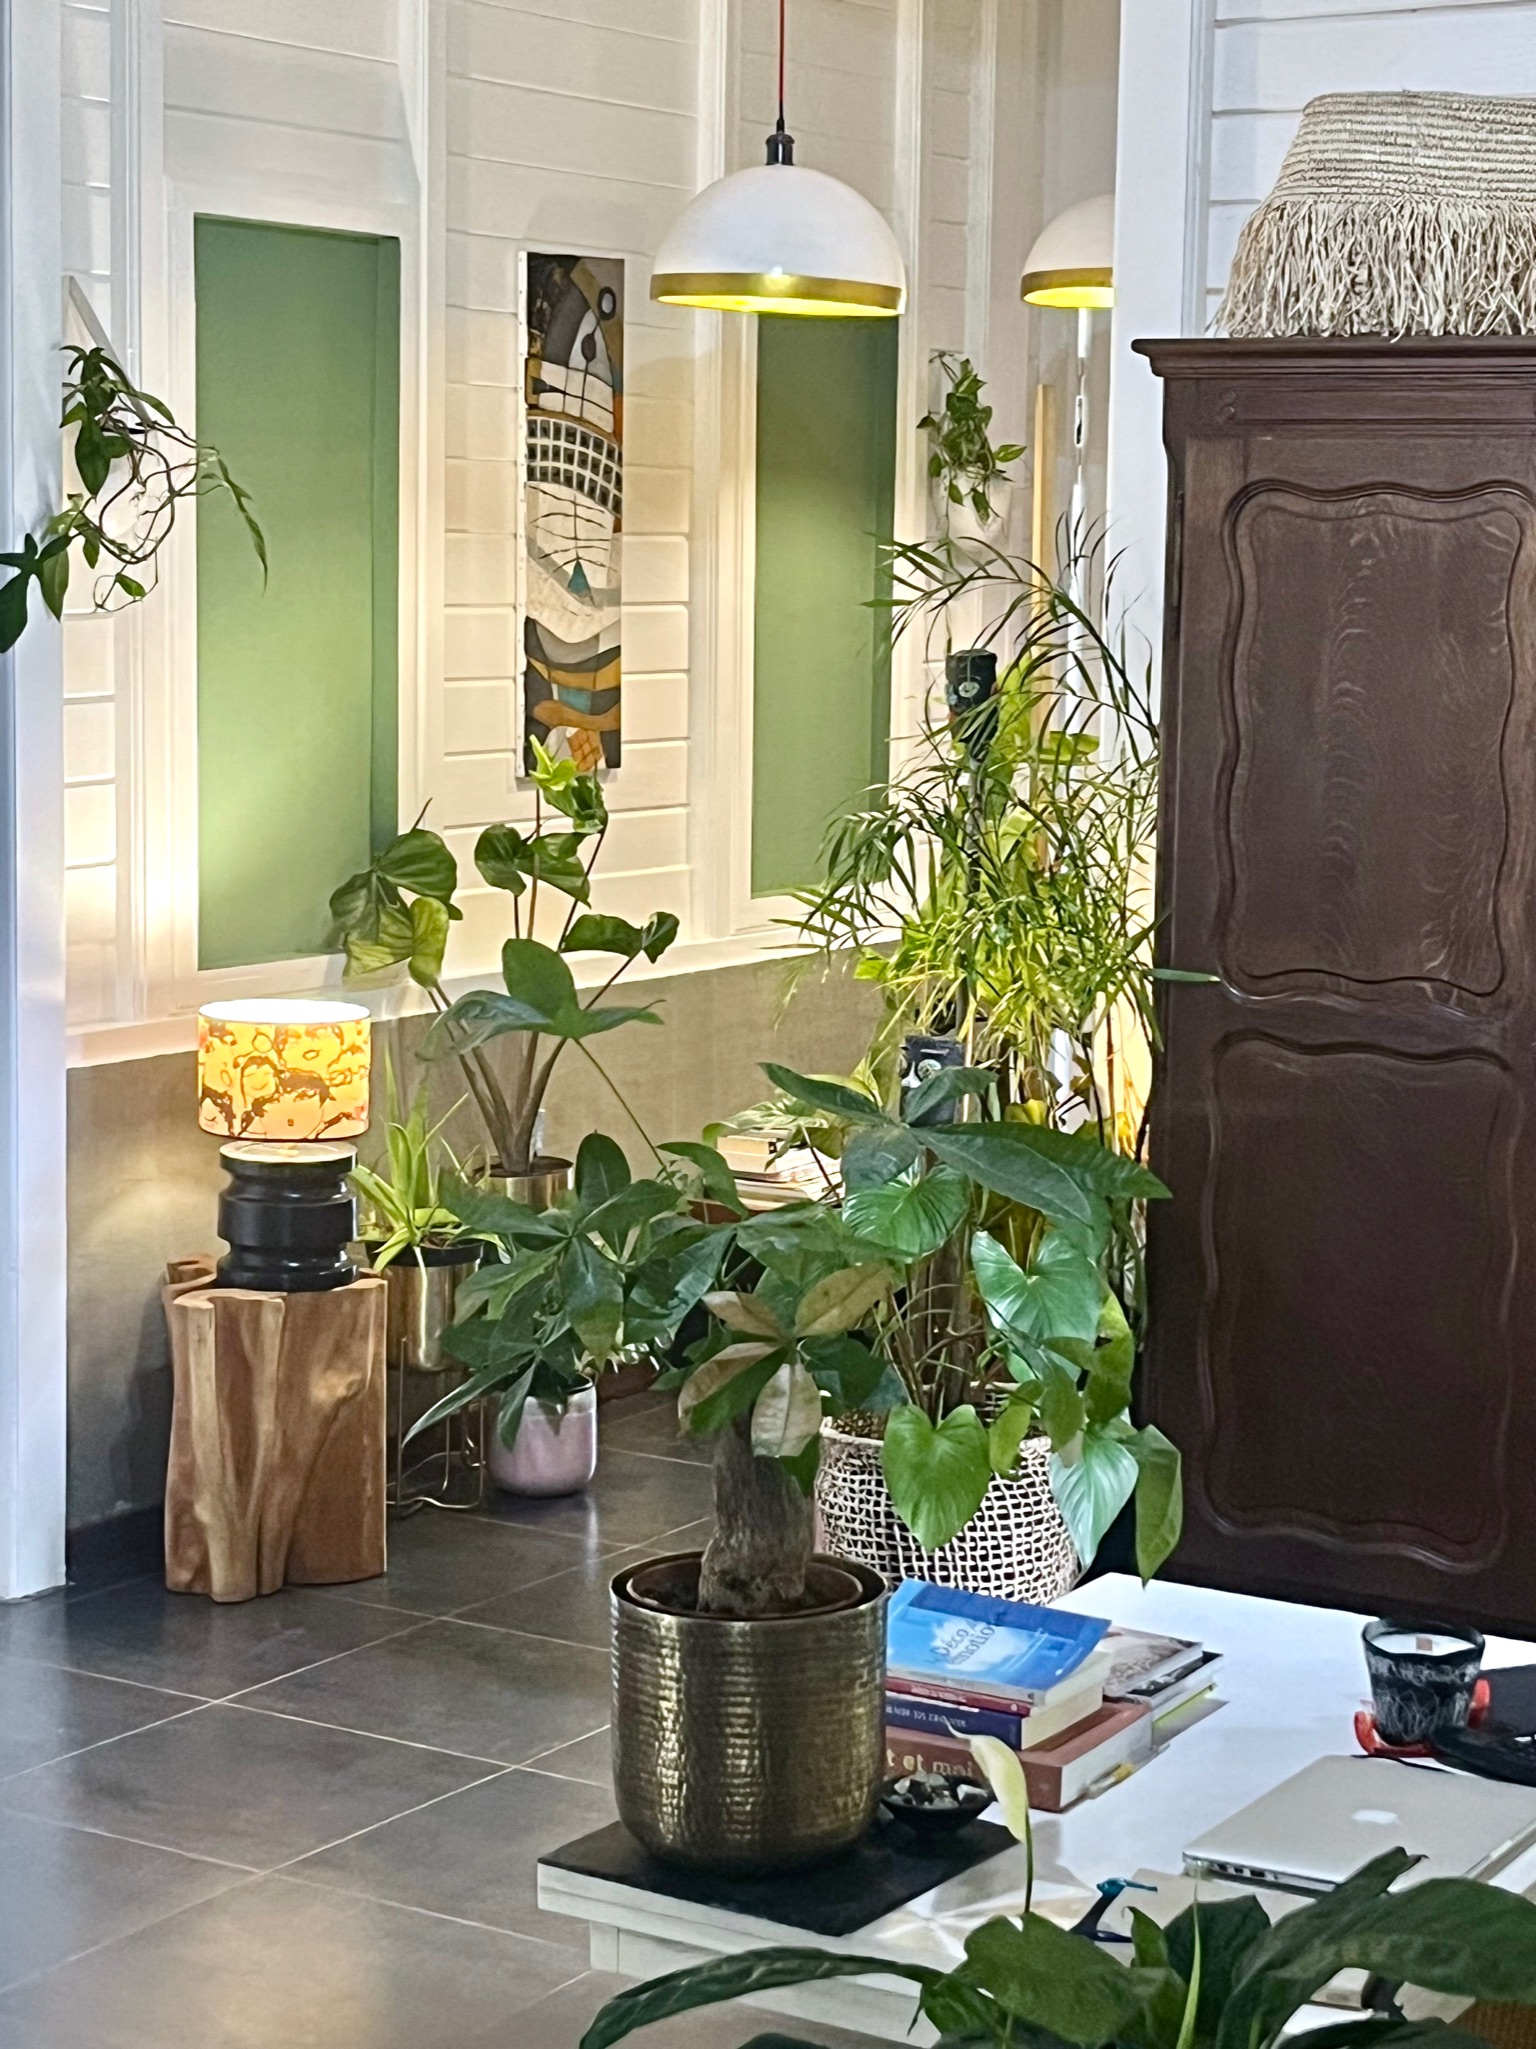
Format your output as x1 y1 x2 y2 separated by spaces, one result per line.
1137 339 1536 1632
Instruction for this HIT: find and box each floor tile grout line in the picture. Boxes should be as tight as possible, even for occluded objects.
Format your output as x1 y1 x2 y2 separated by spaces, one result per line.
276 1865 591 1951
223 1698 526 1770
209 1613 438 1704
517 1720 612 1775
267 1762 517 1876
0 1649 221 1699
0 1867 270 2003
0 1806 264 1874
0 1703 216 1787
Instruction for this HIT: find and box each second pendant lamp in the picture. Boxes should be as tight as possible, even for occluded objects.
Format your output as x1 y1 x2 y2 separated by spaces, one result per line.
651 0 906 318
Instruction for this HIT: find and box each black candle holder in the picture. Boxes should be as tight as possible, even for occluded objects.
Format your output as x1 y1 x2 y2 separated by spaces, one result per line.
215 1141 358 1293
1362 1618 1485 1748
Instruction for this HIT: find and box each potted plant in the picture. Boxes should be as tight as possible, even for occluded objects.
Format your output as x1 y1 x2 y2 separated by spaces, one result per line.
578 1842 1536 2049
917 350 1025 541
407 1133 733 1498
352 1062 484 1511
327 742 679 1200
604 1071 1177 1876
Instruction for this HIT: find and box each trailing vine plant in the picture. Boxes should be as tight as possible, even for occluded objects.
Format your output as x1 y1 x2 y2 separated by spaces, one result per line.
0 345 265 653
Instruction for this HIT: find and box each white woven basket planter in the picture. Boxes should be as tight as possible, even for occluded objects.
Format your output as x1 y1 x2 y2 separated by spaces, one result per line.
816 1421 1079 1602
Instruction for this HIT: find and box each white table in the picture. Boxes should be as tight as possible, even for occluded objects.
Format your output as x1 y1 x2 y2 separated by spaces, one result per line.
537 1575 1536 2045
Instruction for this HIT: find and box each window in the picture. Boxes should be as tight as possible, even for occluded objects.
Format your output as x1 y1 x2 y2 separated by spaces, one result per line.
194 217 400 970
750 317 899 897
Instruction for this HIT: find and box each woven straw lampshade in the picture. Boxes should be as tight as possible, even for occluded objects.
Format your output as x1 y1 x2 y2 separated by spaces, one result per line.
1219 91 1536 339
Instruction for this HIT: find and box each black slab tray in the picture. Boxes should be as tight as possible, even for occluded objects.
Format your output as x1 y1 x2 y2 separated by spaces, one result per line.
540 1815 1014 1939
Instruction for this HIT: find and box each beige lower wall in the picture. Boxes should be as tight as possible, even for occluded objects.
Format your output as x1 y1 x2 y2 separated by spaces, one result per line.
66 955 878 1529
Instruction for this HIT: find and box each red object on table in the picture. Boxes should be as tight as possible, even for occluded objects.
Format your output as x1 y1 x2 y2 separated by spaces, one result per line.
1354 1678 1491 1758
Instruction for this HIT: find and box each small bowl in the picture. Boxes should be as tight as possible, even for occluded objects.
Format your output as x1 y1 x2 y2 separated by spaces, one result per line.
880 1774 993 1845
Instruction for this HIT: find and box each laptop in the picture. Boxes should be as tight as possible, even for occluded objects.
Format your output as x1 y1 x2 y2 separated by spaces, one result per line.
1184 1755 1536 1896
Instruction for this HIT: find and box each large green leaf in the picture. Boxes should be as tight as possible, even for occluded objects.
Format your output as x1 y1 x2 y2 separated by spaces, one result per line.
903 1065 997 1127
926 1124 1104 1226
521 830 592 901
1035 1354 1086 1451
561 1236 624 1359
996 1123 1170 1202
1314 1879 1536 2009
407 895 451 988
377 827 457 901
420 989 544 1059
840 1123 922 1192
1125 1422 1183 1580
971 1228 1102 1347
502 938 578 1019
1050 1429 1138 1566
624 1231 728 1348
761 1063 887 1125
342 899 417 979
987 1395 1036 1477
845 1169 968 1261
962 1912 1150 2043
801 1334 903 1412
561 913 649 959
474 824 531 896
659 1140 745 1216
578 1949 938 2049
1163 1895 1272 2046
882 1404 992 1551
560 1000 663 1042
584 1179 683 1254
1079 1292 1137 1428
575 1132 630 1204
1215 1850 1416 2049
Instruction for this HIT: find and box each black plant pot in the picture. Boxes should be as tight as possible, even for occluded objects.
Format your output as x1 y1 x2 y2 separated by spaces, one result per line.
214 1140 358 1293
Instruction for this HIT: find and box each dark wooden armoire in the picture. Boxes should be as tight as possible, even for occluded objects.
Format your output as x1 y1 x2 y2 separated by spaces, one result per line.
1137 338 1536 1637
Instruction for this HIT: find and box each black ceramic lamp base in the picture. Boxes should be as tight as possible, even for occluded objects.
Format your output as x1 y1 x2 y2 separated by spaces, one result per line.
215 1140 358 1293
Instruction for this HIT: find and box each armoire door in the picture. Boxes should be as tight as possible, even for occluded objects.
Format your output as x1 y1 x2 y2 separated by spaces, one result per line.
1138 338 1536 1636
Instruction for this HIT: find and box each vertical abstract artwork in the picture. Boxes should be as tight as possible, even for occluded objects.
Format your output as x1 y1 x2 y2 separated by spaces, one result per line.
522 253 624 773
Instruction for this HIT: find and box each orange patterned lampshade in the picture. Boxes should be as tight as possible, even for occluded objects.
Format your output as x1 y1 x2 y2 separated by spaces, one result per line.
197 1000 371 1141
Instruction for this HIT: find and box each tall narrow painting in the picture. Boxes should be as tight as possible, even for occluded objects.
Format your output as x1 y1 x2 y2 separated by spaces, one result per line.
522 253 624 773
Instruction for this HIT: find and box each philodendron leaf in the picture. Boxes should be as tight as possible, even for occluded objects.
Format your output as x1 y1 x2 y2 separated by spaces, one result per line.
407 895 451 988
840 1123 922 1192
983 1122 1171 1202
761 1063 887 1125
703 1290 787 1339
987 1396 1036 1478
640 911 680 961
474 824 530 896
420 989 545 1058
750 1359 824 1458
561 913 648 959
881 1404 991 1551
962 1912 1149 2043
678 1343 782 1435
521 831 592 902
1078 1291 1138 1428
501 938 577 1021
794 1263 891 1337
926 1124 1103 1227
1036 1355 1087 1452
1050 1429 1138 1567
1124 1421 1183 1580
971 1228 1102 1348
377 827 457 902
844 1168 967 1261
902 1064 997 1126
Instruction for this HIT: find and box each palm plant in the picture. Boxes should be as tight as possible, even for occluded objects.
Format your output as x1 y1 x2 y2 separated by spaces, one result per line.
793 538 1158 1157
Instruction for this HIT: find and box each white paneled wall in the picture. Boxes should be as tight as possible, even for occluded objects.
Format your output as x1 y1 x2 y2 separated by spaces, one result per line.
58 0 1034 1051
1205 0 1536 314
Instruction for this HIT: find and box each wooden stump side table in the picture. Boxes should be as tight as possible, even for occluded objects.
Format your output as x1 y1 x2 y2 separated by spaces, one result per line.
162 1258 387 1603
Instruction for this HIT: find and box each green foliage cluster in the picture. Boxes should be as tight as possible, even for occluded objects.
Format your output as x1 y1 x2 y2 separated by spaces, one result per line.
582 1850 1536 2049
918 351 1025 524
328 744 678 1175
0 346 264 652
682 1060 1180 1577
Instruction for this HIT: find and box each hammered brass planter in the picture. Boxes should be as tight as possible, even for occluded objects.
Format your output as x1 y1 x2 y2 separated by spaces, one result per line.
611 1553 888 1876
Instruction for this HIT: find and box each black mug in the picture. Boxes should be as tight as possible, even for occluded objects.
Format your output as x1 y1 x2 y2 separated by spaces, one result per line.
1362 1619 1484 1747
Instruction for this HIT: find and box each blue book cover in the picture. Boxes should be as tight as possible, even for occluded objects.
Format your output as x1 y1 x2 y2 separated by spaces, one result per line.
884 1693 1026 1745
885 1581 1109 1702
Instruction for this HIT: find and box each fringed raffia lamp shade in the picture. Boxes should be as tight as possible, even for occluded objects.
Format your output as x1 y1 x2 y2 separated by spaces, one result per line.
1219 92 1536 339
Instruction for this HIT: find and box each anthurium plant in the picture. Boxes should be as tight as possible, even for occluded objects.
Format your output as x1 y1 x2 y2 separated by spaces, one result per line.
580 1849 1536 2049
327 744 679 1176
677 1059 1180 1600
407 1133 732 1455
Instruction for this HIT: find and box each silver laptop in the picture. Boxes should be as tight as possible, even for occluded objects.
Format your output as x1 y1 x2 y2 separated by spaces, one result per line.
1184 1755 1536 1896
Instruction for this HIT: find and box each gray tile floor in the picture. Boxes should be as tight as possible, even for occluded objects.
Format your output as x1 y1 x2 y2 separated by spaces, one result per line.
0 1396 870 2049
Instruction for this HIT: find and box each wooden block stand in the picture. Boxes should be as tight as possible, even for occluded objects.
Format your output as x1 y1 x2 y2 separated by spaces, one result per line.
163 1259 387 1603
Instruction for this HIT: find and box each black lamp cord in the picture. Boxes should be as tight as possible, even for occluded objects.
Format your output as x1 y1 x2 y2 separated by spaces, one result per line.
767 0 795 164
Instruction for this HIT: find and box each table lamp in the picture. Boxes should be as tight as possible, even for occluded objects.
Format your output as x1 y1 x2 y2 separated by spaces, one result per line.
196 999 372 1292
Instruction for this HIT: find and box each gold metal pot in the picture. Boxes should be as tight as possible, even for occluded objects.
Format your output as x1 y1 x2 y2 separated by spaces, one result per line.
610 1553 888 1876
376 1242 484 1513
482 1158 572 1209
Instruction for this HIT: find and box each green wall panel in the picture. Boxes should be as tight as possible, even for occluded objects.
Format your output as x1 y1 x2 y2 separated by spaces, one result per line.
751 318 899 897
195 217 400 970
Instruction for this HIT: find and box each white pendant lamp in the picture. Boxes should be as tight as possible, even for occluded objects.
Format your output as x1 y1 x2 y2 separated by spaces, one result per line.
1020 194 1116 309
651 1 905 318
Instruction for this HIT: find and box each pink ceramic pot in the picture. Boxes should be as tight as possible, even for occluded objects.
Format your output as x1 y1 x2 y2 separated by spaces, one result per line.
485 1383 598 1497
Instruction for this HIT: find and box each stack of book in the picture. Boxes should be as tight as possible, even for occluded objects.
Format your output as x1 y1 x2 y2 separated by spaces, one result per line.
715 1135 840 1209
883 1584 1219 1812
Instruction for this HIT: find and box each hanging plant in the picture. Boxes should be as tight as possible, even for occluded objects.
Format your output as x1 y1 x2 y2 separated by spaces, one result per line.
917 351 1025 525
0 345 265 653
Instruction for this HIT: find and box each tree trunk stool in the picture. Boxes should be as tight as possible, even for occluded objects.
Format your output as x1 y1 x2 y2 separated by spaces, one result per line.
162 1258 387 1602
